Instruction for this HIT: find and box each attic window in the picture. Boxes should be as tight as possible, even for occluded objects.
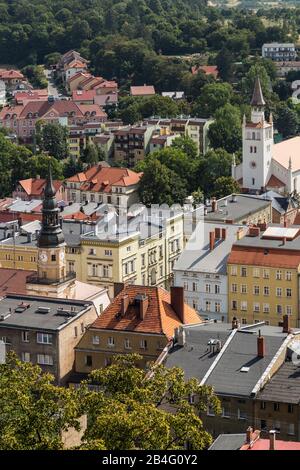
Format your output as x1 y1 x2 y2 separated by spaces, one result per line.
240 367 250 373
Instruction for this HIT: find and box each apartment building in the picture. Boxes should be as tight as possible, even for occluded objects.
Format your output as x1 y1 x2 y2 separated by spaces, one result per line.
228 225 300 328
262 43 296 62
173 223 247 321
0 294 97 385
114 126 155 167
73 284 201 374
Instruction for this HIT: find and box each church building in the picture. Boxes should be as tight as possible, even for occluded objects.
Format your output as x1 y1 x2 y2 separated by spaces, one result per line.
233 77 300 195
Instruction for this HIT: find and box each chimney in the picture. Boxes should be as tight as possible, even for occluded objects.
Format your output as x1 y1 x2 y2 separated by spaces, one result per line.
282 236 286 246
282 314 290 334
269 430 276 450
215 227 221 239
121 294 129 316
114 282 125 298
221 228 227 240
248 227 260 237
209 231 215 251
171 286 185 323
236 227 244 240
257 330 265 358
211 197 217 212
231 317 239 329
136 294 149 320
246 427 253 445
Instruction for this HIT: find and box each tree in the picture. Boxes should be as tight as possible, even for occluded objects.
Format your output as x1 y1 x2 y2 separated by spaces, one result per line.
208 104 242 154
216 47 235 82
81 354 220 450
213 176 240 199
0 134 32 196
275 103 299 138
0 353 82 450
192 83 233 118
26 154 64 180
81 142 99 166
21 65 48 88
241 64 272 102
171 135 198 159
138 159 187 206
197 149 233 195
36 122 69 160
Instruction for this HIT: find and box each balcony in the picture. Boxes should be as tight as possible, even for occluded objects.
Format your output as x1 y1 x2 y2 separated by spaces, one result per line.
27 272 76 285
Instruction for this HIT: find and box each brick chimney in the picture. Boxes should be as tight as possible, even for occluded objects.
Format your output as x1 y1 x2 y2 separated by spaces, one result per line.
246 427 261 447
282 314 290 334
269 430 276 450
136 294 149 320
221 228 227 240
171 286 185 323
209 231 215 251
257 330 265 358
121 294 129 315
211 197 217 213
215 227 221 239
246 427 253 444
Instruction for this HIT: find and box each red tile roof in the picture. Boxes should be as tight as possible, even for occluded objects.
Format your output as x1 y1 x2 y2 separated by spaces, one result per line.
240 439 300 451
0 268 35 296
18 178 63 197
191 65 219 78
91 285 200 339
130 85 155 96
66 164 142 192
67 72 92 84
266 175 285 188
0 69 24 80
228 246 300 269
72 90 96 102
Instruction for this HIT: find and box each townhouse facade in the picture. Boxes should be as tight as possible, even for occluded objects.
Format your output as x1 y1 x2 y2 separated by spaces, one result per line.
114 126 155 167
262 43 296 61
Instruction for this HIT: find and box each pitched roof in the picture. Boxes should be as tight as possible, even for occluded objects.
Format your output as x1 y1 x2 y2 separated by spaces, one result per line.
266 174 285 188
228 245 300 268
251 77 266 107
241 439 300 451
91 285 201 339
18 178 63 197
72 90 96 102
0 69 24 80
66 165 142 192
273 136 300 171
0 268 35 296
257 361 300 404
130 85 155 96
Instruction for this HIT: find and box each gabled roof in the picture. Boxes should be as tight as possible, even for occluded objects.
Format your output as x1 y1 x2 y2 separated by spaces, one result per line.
18 178 63 197
91 285 200 339
130 85 155 96
0 69 24 80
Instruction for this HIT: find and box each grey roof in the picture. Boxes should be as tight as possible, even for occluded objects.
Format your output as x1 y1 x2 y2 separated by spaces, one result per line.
259 191 298 214
164 322 234 381
206 326 287 397
60 201 99 217
8 199 42 213
205 194 271 223
233 224 300 251
251 77 266 107
209 434 245 451
174 222 247 274
257 361 300 404
0 294 92 331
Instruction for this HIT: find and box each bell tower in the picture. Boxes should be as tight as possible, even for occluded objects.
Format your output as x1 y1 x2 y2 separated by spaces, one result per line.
242 77 273 193
37 165 66 282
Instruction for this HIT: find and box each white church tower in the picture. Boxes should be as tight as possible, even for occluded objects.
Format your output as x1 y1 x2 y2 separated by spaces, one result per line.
242 77 273 193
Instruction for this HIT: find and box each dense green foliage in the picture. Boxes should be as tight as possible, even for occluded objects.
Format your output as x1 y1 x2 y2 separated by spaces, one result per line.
0 353 220 450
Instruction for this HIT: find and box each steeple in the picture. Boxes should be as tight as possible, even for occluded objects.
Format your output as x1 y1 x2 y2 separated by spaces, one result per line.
251 77 266 107
38 164 65 248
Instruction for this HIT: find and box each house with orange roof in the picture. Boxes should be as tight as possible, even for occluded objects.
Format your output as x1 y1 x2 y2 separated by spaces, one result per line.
191 65 219 79
73 284 201 373
130 85 155 97
65 163 142 209
68 72 93 92
0 69 24 87
13 177 67 202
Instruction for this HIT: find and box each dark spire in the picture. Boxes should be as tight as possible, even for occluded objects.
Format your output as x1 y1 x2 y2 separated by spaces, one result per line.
38 163 65 248
251 77 266 107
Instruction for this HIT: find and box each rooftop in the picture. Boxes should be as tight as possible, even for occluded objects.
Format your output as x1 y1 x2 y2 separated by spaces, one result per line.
257 360 300 404
205 194 271 223
0 294 93 331
273 136 300 171
130 85 155 96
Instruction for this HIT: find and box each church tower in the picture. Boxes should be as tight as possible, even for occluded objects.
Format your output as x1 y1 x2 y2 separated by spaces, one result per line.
242 77 273 193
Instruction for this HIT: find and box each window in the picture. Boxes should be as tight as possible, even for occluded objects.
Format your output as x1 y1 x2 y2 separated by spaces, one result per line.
124 339 131 349
222 407 230 419
193 300 198 310
215 284 220 294
74 326 78 338
184 282 188 291
231 284 237 293
277 305 283 315
21 331 29 343
286 271 292 281
21 352 30 362
205 301 211 312
252 178 255 186
241 267 247 277
238 409 246 420
37 332 52 344
103 265 109 278
215 302 221 313
105 250 112 256
192 282 197 292
241 301 247 311
51 254 56 262
286 305 292 315
232 300 237 311
286 288 292 297
231 266 237 276
288 404 294 414
205 284 211 293
242 318 247 325
260 401 266 410
276 287 282 297
261 420 267 431
264 286 270 296
274 403 280 412
253 268 260 278
92 264 97 277
253 303 260 312
92 335 100 345
263 304 270 313
37 354 53 366
108 337 115 347
263 269 270 279
81 323 84 334
207 406 215 416
253 286 260 295
89 248 96 256
241 285 247 294
288 424 295 436
141 254 145 267
140 339 147 350
85 355 92 367
276 270 282 280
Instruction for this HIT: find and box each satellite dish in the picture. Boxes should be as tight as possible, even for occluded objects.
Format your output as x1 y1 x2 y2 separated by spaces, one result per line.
290 342 300 366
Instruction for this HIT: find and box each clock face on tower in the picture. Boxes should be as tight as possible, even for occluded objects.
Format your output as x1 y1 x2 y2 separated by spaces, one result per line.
39 252 48 263
250 161 257 169
59 251 65 261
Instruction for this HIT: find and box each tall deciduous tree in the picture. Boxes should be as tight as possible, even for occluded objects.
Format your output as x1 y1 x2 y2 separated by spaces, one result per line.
36 122 69 160
208 104 242 153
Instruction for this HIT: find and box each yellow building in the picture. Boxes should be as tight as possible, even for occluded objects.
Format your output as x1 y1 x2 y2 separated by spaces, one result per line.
228 226 300 328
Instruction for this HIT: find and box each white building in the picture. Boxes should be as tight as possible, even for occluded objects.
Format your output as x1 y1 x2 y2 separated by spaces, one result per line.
0 80 6 107
262 43 296 62
173 222 247 322
233 77 300 195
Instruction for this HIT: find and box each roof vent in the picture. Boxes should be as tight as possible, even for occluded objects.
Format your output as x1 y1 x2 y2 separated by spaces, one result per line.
15 302 30 313
0 312 11 321
240 366 250 373
56 307 77 317
36 307 50 314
